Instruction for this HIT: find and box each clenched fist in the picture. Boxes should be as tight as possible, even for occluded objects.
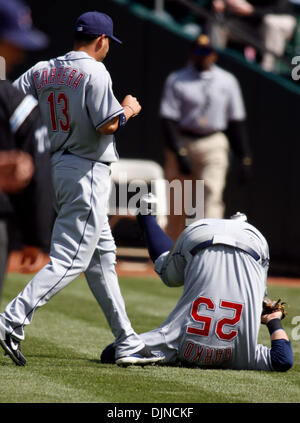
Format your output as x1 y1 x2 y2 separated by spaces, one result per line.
122 95 142 118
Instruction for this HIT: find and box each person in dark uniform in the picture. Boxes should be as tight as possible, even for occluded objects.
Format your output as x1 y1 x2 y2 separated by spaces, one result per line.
0 0 53 301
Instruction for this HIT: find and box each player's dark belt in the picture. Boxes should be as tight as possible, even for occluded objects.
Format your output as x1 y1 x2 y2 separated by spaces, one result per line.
180 130 219 139
190 237 261 261
62 149 111 166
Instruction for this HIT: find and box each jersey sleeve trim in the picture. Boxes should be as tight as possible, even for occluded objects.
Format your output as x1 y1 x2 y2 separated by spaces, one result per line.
95 108 124 130
58 57 95 62
9 95 38 133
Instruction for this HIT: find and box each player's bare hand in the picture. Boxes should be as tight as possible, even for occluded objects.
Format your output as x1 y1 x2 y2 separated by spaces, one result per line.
261 311 283 324
122 95 142 118
19 246 49 274
0 150 34 193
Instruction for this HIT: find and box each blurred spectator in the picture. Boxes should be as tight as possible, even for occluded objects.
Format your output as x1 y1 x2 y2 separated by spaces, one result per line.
160 34 252 241
0 150 34 194
0 0 53 301
290 0 300 10
209 0 296 71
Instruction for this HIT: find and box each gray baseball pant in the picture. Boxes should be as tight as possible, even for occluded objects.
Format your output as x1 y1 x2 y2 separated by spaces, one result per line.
0 152 144 358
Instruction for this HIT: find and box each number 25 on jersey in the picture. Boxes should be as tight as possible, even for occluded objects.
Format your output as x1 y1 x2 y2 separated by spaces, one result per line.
187 296 243 341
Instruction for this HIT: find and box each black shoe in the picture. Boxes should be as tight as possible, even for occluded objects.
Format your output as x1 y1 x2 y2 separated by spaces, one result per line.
115 345 165 367
0 332 26 366
100 342 116 364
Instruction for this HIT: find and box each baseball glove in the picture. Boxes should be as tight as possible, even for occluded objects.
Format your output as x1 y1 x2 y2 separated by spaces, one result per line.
262 297 287 320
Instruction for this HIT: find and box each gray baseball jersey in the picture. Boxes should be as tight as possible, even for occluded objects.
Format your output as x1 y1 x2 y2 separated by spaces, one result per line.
140 218 273 370
14 50 123 162
160 64 246 134
0 50 145 360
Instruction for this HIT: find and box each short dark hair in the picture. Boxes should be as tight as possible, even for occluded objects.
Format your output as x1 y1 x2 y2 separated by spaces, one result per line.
74 32 100 46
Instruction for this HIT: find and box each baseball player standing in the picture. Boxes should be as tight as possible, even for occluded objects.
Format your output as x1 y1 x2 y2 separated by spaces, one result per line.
0 11 164 367
101 195 293 371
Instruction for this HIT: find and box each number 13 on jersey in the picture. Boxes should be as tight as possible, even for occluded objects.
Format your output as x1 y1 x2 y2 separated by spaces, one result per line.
47 91 70 132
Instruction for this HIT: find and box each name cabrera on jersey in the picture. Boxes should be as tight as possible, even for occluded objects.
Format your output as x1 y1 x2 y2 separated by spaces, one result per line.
33 66 84 91
13 51 124 162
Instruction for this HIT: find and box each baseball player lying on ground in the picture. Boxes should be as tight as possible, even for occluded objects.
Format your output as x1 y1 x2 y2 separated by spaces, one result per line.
101 195 293 371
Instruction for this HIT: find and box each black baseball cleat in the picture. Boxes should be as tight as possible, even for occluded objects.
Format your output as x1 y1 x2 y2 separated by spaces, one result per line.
100 342 116 364
115 345 165 367
0 331 26 366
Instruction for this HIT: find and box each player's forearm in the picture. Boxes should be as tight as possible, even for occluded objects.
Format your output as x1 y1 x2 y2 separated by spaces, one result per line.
265 315 289 341
266 316 293 371
98 111 133 135
271 329 289 341
98 115 120 135
98 95 141 135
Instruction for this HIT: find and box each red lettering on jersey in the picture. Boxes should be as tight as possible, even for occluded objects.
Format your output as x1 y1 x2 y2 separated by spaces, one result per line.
214 349 224 364
183 342 194 359
72 73 84 89
187 296 214 337
56 67 64 84
66 69 77 86
57 92 69 131
224 348 232 362
41 70 48 88
58 67 70 85
193 345 204 362
216 300 243 341
33 72 41 91
47 92 57 131
203 347 214 365
48 68 57 84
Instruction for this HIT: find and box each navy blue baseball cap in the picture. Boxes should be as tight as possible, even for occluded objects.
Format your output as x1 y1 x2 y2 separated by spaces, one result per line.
191 34 215 56
75 11 122 44
0 0 48 50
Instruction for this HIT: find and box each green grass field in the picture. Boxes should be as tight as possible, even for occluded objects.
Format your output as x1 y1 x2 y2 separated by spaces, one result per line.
0 272 299 404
